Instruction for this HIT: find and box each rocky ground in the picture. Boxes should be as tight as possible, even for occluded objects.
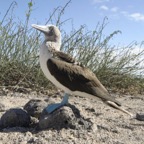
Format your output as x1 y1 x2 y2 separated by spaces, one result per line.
0 88 144 144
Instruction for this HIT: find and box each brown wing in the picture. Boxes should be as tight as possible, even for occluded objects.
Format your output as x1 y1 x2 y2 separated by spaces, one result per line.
47 58 121 106
53 51 83 66
53 51 75 63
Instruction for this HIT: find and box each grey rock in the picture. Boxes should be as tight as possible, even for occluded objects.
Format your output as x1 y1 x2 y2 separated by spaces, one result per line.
39 106 76 130
39 104 93 130
24 99 48 118
136 113 144 121
0 108 30 128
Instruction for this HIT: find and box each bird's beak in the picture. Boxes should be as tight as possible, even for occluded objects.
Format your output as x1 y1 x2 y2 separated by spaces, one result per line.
31 24 49 33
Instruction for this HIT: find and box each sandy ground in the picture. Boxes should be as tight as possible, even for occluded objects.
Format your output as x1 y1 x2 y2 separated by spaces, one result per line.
0 89 144 144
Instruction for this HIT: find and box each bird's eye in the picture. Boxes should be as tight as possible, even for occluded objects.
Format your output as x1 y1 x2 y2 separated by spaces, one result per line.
48 27 54 36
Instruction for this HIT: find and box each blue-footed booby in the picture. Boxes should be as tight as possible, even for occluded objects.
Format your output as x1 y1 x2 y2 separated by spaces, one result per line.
32 24 133 117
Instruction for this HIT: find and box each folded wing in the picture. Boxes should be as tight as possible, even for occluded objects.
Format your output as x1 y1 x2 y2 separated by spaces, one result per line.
47 58 121 106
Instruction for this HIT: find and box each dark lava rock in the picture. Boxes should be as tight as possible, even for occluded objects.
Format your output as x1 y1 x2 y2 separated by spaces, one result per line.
39 106 76 130
39 105 93 130
24 99 48 118
0 108 30 128
136 113 144 121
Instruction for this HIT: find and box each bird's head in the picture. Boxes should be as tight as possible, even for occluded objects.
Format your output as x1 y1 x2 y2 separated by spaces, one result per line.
32 24 61 51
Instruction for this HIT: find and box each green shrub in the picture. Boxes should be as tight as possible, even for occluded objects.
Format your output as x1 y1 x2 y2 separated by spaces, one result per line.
0 1 144 94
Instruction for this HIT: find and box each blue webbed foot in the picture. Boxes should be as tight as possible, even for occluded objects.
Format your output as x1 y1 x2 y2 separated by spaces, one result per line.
45 93 69 114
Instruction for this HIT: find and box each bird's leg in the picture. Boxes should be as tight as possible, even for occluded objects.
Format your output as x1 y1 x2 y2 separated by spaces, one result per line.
45 93 69 114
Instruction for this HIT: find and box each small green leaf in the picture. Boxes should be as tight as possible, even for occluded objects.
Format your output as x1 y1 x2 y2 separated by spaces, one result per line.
28 2 33 7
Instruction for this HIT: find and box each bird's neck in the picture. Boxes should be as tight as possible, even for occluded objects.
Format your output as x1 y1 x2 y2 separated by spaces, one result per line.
45 41 61 51
40 40 61 60
44 35 61 50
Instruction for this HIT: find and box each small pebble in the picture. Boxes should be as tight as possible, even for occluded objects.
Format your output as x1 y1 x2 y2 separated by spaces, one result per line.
136 113 144 121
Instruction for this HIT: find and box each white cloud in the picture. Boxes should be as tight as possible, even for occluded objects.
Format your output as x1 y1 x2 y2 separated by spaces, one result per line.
100 5 109 10
129 13 144 21
99 5 119 13
120 11 144 22
111 7 118 12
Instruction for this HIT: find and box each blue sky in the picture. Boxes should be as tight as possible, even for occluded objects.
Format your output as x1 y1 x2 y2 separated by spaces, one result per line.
0 0 144 46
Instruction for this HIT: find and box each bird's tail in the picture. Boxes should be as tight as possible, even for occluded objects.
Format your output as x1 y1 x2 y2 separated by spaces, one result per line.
106 100 134 117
